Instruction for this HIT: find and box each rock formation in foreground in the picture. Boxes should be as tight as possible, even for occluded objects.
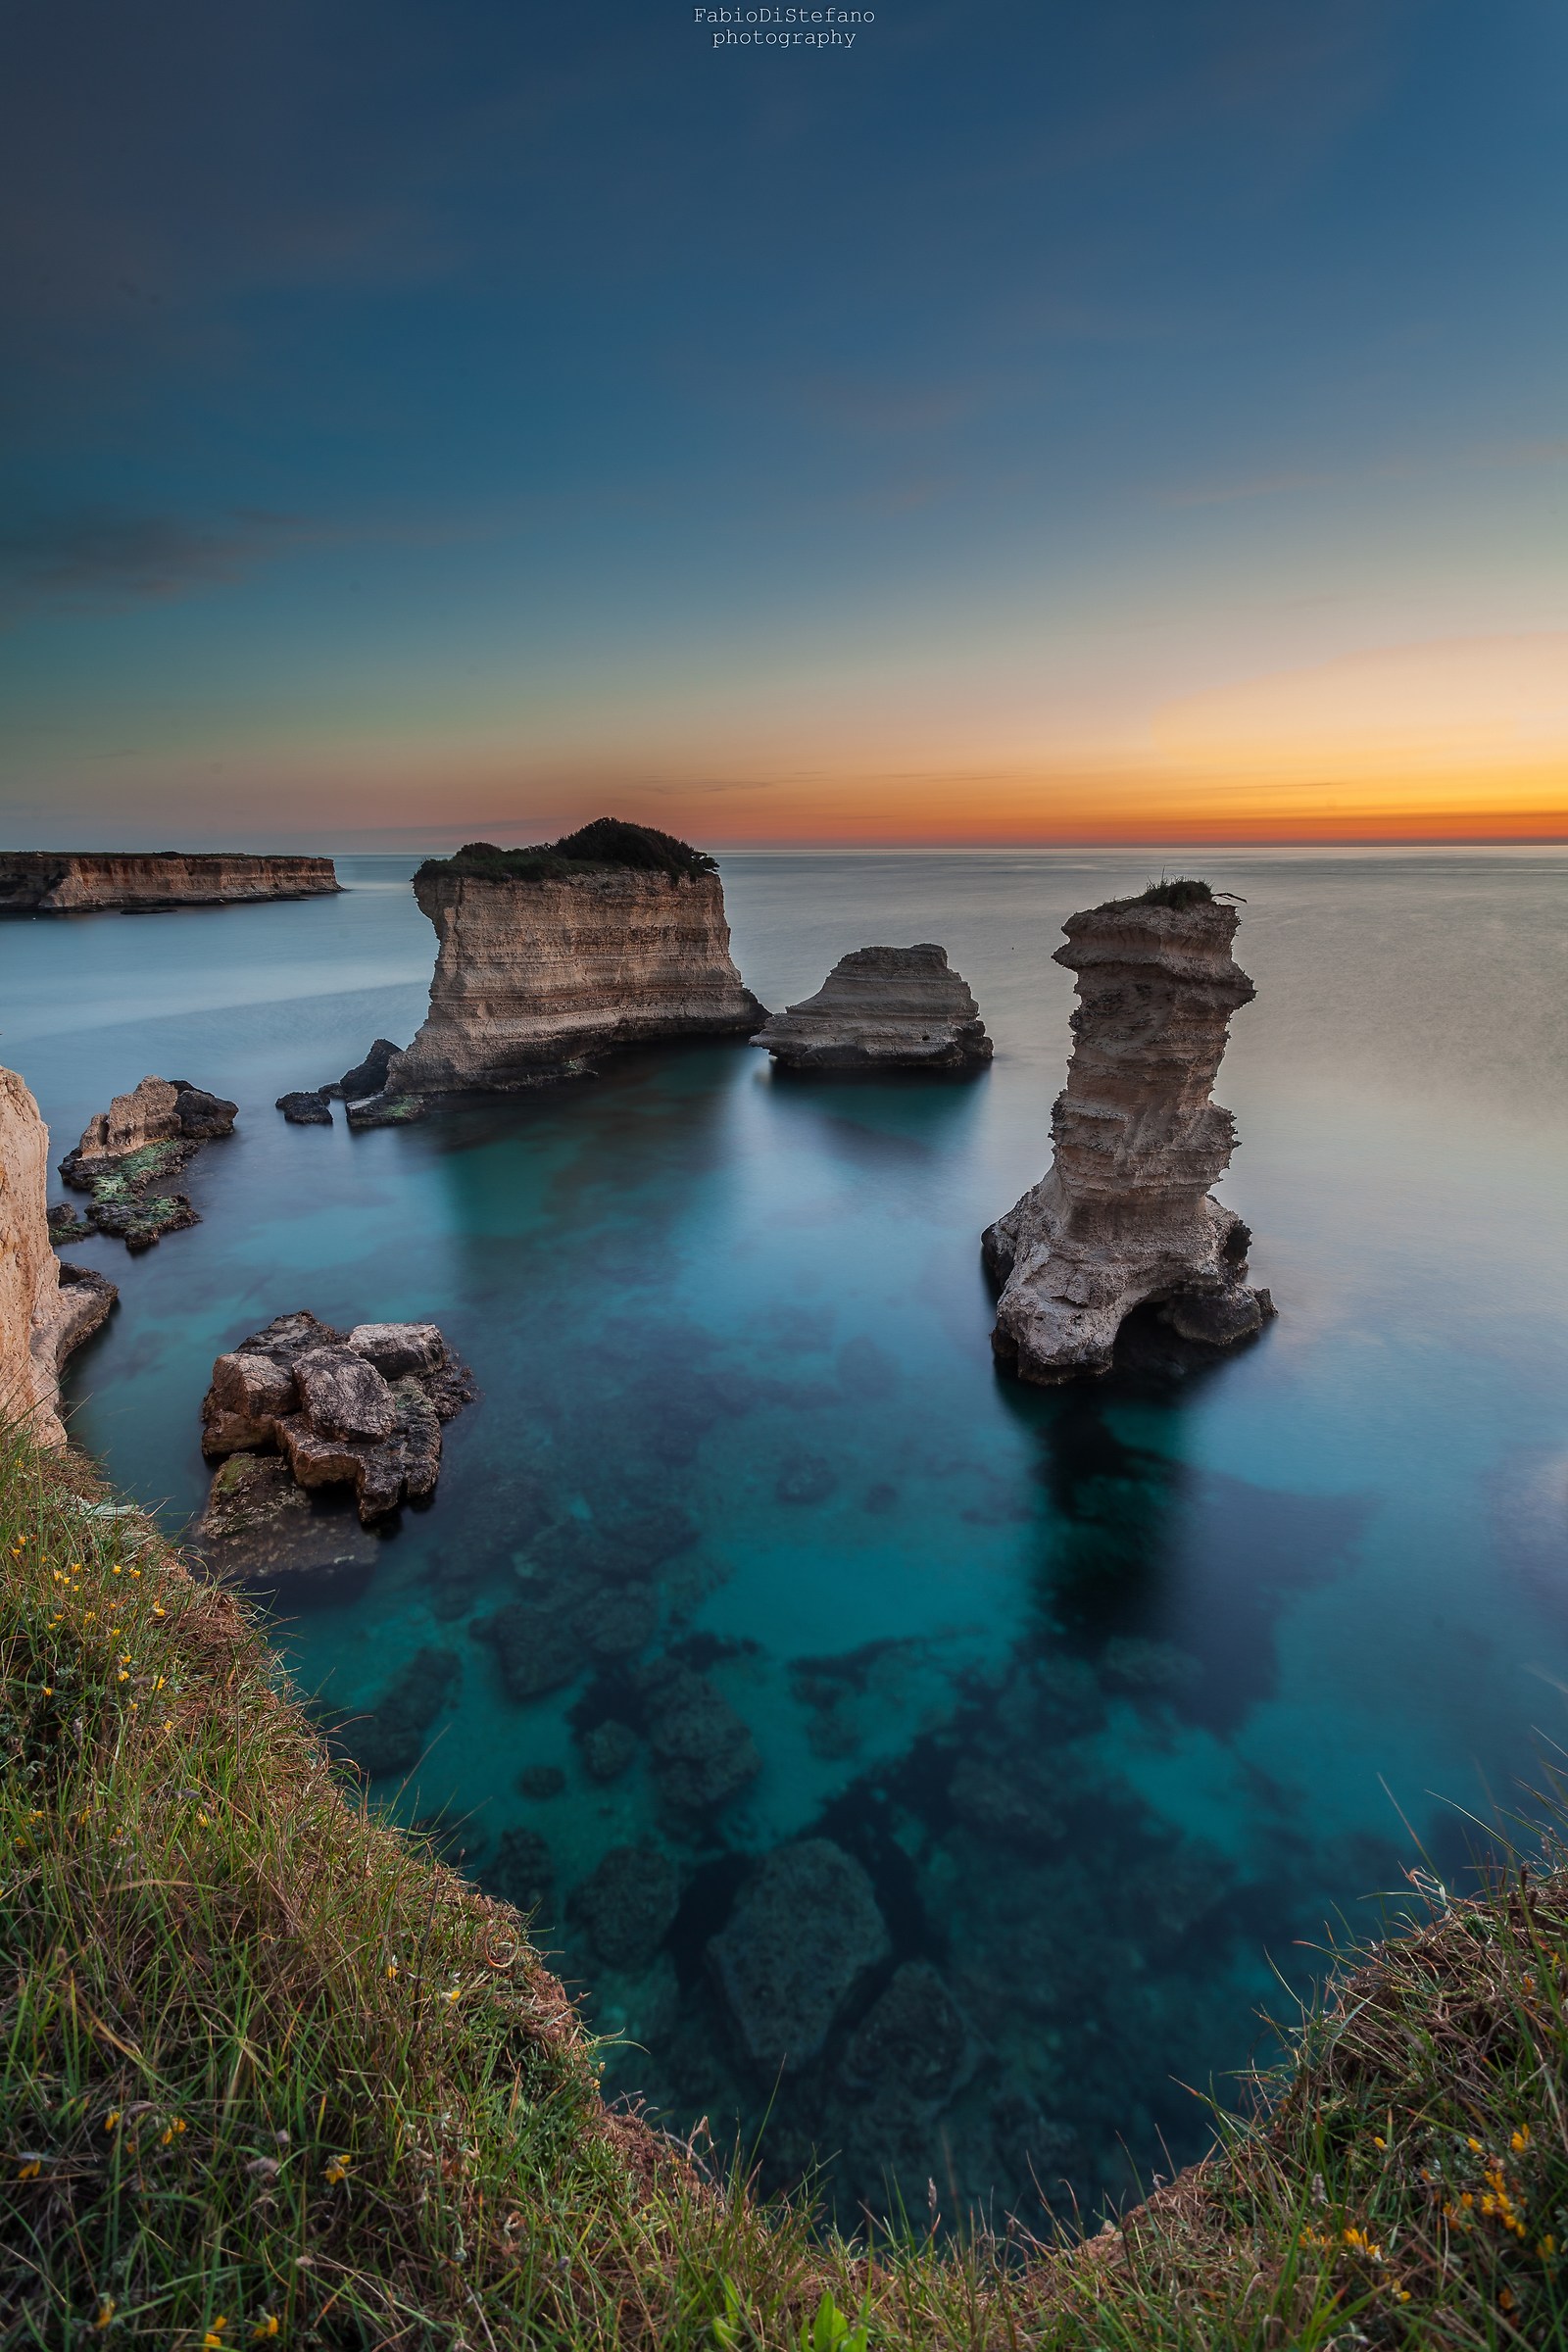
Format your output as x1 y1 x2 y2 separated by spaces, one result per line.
196 1310 476 1541
1 1064 118 1445
0 851 340 914
983 880 1274 1383
752 943 992 1070
55 1076 237 1250
379 820 763 1101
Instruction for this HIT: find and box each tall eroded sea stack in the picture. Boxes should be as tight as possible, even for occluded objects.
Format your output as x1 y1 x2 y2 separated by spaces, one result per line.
386 820 763 1095
983 880 1273 1383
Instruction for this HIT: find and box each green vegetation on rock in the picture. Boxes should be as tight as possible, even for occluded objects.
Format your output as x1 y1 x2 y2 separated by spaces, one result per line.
3 1424 1566 2347
419 818 719 887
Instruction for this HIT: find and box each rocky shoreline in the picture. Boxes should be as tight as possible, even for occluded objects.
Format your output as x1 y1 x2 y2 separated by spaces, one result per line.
0 850 340 914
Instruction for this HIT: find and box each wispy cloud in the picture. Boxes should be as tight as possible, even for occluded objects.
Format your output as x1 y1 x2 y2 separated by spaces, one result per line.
0 507 314 606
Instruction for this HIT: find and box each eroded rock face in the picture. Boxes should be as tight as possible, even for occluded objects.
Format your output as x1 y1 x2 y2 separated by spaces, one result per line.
752 944 992 1070
710 1838 890 2073
1 1064 119 1446
0 852 340 914
385 824 763 1094
983 885 1274 1383
195 1308 475 1534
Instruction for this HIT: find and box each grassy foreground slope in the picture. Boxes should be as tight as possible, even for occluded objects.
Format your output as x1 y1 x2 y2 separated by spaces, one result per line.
2 1429 1567 2349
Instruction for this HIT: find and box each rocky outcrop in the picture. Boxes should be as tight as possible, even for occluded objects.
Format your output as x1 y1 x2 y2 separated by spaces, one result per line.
752 944 992 1070
324 1039 402 1101
276 1090 333 1125
0 851 340 914
382 820 763 1098
1 1064 119 1446
57 1076 237 1250
983 881 1274 1384
196 1310 475 1529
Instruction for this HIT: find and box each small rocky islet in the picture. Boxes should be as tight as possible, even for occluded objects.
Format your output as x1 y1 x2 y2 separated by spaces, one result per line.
51 1072 238 1250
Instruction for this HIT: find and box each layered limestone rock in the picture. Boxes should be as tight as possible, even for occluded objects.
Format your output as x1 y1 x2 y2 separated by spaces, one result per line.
983 881 1274 1383
57 1076 238 1250
196 1310 476 1536
752 943 992 1070
1 1064 118 1446
383 821 763 1098
0 852 340 914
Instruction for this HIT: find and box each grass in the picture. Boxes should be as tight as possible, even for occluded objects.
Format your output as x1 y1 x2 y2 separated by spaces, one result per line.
3 1425 1567 2347
419 821 718 888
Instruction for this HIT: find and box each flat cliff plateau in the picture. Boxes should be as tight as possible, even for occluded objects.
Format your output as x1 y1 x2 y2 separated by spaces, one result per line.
983 880 1274 1383
752 943 992 1070
1 1065 117 1445
0 851 340 914
385 820 764 1096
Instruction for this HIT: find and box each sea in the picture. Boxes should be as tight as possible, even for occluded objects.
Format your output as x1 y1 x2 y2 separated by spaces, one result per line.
4 847 1566 2230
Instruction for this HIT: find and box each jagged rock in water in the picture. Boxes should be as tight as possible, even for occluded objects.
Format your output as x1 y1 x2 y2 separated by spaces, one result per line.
384 820 764 1095
277 1089 333 1125
324 1038 403 1101
195 1308 475 1532
983 881 1276 1383
709 1838 890 2073
0 850 340 914
0 1063 120 1446
57 1074 237 1250
752 943 992 1070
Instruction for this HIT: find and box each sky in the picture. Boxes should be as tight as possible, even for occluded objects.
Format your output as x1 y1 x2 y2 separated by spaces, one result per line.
1 0 1565 848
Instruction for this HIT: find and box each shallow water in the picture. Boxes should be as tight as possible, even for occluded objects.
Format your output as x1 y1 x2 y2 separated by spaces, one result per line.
5 849 1567 2226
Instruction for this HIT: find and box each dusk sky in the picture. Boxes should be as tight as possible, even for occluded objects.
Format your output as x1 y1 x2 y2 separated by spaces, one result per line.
2 0 1565 847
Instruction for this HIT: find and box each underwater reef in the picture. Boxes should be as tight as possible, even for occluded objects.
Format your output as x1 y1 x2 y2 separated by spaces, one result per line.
5 1427 1567 2349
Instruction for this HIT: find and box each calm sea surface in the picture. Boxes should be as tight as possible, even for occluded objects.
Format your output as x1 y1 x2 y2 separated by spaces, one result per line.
5 850 1567 2225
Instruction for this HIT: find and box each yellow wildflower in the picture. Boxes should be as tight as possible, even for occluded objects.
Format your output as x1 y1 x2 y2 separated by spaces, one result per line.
17 2160 41 2180
1512 2126 1530 2153
105 2111 122 2131
94 2299 115 2329
252 2321 279 2342
323 2154 352 2185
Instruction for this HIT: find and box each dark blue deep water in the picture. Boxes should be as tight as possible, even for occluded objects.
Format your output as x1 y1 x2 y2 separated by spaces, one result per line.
5 850 1567 2227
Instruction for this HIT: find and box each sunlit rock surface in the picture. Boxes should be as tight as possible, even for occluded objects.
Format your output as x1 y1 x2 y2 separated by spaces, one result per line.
752 942 992 1069
984 883 1274 1383
385 821 763 1096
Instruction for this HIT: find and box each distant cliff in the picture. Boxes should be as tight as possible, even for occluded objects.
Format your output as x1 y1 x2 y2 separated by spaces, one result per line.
0 852 341 914
386 820 764 1094
0 1066 116 1444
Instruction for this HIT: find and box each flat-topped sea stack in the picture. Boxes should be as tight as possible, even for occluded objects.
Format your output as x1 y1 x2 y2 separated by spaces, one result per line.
983 879 1274 1383
0 851 340 914
382 820 763 1098
753 943 991 1071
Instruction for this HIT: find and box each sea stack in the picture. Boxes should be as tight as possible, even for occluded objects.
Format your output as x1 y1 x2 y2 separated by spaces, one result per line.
983 880 1273 1383
1 1064 118 1445
383 820 763 1098
752 944 992 1070
0 851 340 914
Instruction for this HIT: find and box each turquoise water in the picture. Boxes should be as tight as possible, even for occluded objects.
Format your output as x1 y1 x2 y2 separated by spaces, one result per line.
5 850 1567 2226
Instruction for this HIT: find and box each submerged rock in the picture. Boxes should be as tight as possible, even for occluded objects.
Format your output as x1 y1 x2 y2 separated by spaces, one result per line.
709 1838 890 2073
335 1645 461 1778
383 820 764 1095
57 1074 237 1250
276 1089 333 1125
482 1828 555 1921
190 1451 380 1588
632 1655 760 1815
983 881 1276 1383
752 943 992 1070
196 1308 475 1530
580 1718 640 1783
569 1844 680 1972
842 1961 971 2108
